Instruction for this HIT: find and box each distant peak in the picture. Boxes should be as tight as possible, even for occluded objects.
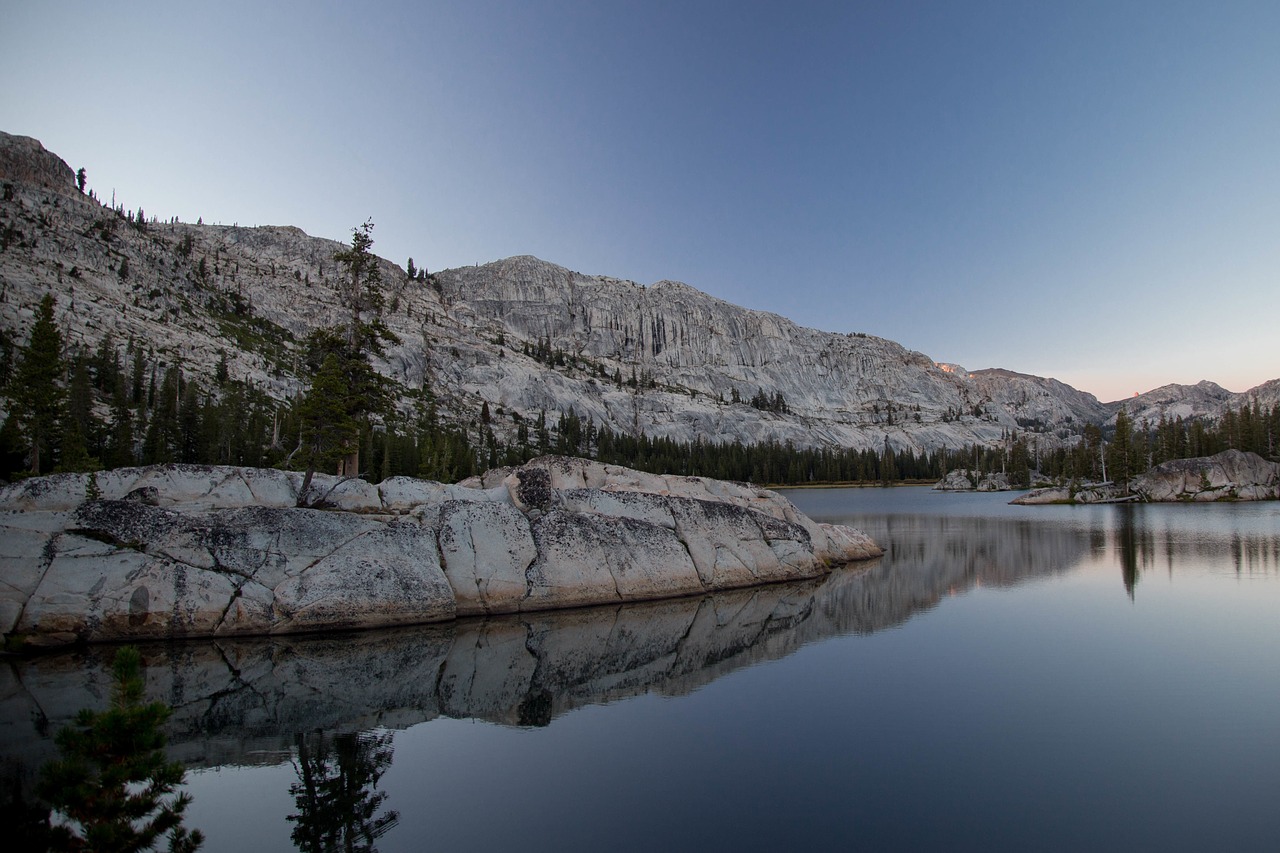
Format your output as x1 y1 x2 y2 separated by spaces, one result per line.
0 130 77 196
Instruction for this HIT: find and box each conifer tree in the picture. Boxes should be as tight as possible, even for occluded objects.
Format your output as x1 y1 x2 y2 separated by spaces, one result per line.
296 353 361 503
298 221 397 482
36 646 203 852
11 294 66 474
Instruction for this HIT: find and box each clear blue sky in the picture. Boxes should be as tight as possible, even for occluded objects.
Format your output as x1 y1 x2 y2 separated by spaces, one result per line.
4 1 1277 402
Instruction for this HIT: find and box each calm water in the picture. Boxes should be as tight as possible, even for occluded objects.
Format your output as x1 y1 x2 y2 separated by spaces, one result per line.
4 488 1280 851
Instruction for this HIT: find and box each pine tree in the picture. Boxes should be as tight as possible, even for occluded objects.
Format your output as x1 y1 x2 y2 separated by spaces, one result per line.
296 354 360 503
11 294 66 474
1108 407 1134 492
36 646 203 852
320 220 398 478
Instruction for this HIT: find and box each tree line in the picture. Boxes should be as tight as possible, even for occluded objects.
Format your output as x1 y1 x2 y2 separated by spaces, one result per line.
2 220 1276 489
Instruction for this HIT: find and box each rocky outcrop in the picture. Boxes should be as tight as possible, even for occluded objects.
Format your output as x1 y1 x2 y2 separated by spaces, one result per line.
1011 450 1279 504
1131 449 1279 502
0 510 1094 777
934 469 1015 492
0 459 880 647
0 131 77 197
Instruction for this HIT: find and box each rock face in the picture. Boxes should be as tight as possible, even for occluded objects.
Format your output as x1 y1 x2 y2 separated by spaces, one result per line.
0 459 881 647
10 132 1270 459
1105 380 1234 427
4 129 1273 462
0 132 77 197
934 469 1016 492
1011 450 1280 504
967 368 1110 431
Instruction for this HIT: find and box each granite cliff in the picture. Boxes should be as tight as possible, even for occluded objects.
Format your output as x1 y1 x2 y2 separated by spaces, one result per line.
1 130 1274 456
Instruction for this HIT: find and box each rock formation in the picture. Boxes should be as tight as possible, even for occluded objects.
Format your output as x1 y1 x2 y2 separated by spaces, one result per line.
7 131 1272 458
1 511 1095 780
1010 450 1279 504
933 469 1016 491
0 457 880 647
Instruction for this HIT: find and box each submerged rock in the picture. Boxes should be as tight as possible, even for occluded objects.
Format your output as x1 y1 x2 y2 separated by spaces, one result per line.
0 458 881 647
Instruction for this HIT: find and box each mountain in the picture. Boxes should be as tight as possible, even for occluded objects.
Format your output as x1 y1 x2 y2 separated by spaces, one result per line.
1106 380 1235 426
0 131 1271 456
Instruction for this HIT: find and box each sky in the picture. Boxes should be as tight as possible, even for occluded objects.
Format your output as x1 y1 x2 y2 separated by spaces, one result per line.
2 0 1277 403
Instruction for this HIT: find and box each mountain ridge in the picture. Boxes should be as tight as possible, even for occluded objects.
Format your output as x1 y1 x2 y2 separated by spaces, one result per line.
1 130 1273 458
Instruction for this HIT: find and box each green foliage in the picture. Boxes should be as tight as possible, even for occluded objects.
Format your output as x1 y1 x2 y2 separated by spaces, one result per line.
0 326 14 386
10 294 66 473
332 219 394 354
36 646 203 852
214 310 294 375
290 221 399 496
296 354 361 478
749 389 788 414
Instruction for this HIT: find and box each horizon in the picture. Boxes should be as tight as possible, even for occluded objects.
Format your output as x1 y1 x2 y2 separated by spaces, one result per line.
3 2 1277 403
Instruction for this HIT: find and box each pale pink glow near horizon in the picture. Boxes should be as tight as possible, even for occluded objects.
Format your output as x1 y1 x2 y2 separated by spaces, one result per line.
2 3 1277 401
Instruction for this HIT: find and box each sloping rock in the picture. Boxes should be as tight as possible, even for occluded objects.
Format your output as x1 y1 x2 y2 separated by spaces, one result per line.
0 459 879 647
1010 482 1119 505
1012 450 1279 504
1131 449 1279 502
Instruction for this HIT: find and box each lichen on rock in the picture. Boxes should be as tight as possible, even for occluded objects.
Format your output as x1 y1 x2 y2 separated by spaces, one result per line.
0 458 881 648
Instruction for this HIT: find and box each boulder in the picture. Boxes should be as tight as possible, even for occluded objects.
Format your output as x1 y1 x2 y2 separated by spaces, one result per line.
526 510 702 609
935 469 1013 491
1012 450 1279 504
0 459 880 647
1132 449 1279 502
437 500 537 616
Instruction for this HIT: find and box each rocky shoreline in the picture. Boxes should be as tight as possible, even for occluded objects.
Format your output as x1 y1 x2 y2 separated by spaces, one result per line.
933 469 1017 492
0 457 881 648
1011 449 1279 504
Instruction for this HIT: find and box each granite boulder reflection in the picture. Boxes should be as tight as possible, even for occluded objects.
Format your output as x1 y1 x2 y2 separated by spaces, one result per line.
1 512 1107 781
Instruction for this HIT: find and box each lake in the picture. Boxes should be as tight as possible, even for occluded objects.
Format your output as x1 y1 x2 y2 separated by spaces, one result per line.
4 487 1279 851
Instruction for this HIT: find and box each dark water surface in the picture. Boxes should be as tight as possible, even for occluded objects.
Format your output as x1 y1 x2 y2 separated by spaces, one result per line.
4 488 1279 851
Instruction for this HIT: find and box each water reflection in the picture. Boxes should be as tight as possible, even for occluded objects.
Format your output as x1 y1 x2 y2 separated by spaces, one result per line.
1110 503 1280 597
2 513 1094 779
289 730 398 853
1118 506 1145 598
5 502 1278 834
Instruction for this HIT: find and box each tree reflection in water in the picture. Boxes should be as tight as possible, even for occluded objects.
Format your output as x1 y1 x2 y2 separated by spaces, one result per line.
288 729 399 853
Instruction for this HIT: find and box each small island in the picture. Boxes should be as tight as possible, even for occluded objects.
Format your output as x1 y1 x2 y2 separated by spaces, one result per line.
1011 449 1278 504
